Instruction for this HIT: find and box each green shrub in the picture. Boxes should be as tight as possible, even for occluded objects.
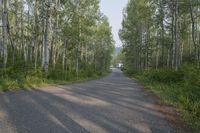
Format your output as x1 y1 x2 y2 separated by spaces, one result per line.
180 64 200 86
0 66 107 92
143 69 184 83
130 65 200 131
125 69 141 76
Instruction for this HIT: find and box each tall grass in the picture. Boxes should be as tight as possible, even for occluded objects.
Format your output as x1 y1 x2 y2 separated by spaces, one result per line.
0 66 107 92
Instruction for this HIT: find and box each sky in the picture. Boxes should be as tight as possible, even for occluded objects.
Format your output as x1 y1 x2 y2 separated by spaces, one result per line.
100 0 129 47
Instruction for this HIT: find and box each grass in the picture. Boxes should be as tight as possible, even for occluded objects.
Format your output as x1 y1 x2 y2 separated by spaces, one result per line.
0 67 109 92
125 65 200 132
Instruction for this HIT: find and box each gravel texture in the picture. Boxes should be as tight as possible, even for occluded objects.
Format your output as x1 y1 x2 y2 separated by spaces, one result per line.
0 68 174 133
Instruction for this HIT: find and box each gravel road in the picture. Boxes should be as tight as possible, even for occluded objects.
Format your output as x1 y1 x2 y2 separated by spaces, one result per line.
0 68 174 133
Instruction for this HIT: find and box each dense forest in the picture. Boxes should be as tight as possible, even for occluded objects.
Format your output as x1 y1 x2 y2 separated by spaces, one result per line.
0 0 114 90
119 0 200 131
120 0 200 70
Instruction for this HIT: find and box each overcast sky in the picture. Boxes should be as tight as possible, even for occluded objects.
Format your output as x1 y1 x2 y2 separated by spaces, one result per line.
100 0 129 47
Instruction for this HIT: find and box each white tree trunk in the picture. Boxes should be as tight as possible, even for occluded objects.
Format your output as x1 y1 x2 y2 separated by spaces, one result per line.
44 0 50 72
0 0 3 57
2 0 8 68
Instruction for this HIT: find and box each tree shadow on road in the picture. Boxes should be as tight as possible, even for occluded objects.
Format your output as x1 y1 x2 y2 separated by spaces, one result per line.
0 77 173 133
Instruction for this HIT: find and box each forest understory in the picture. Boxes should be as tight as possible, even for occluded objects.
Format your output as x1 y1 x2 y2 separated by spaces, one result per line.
0 66 109 92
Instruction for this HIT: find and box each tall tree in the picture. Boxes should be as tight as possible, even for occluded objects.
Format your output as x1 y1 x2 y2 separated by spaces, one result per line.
2 0 8 68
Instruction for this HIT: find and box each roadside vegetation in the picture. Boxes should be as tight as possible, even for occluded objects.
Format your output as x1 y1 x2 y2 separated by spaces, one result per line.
0 0 114 91
125 66 200 131
0 66 108 91
119 0 200 131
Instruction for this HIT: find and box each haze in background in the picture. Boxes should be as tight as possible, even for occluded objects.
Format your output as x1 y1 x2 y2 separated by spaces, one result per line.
100 0 129 47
